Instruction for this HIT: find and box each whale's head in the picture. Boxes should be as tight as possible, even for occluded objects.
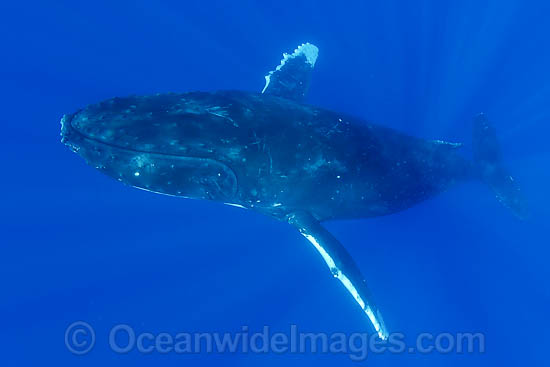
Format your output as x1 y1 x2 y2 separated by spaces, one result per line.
60 93 239 201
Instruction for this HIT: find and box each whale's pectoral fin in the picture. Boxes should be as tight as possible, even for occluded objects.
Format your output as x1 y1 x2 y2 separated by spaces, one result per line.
287 211 389 340
261 43 319 102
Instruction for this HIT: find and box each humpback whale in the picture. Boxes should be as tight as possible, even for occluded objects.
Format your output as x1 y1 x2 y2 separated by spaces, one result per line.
60 43 526 339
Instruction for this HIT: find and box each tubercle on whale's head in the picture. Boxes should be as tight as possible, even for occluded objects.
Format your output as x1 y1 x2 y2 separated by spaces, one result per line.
60 112 80 152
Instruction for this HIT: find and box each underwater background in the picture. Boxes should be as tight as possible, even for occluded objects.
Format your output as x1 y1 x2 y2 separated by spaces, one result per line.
1 0 549 365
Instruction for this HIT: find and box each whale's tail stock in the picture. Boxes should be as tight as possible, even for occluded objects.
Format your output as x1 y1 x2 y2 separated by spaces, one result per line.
472 113 528 219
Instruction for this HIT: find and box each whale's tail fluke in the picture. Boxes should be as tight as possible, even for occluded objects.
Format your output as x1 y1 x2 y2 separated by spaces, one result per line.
473 113 528 219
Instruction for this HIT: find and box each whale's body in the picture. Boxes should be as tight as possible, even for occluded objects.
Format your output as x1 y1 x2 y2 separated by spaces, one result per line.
61 43 525 339
63 90 472 221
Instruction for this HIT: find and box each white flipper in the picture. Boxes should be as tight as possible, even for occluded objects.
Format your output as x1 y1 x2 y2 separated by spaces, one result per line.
261 43 319 102
287 211 389 340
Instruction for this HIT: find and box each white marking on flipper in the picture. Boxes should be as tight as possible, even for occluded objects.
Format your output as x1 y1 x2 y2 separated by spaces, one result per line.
224 202 247 209
301 233 388 340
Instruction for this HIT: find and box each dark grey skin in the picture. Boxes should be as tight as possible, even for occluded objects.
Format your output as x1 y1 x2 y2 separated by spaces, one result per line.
61 43 525 339
62 91 472 221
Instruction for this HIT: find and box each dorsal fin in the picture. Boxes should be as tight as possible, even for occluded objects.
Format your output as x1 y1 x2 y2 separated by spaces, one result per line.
261 43 319 102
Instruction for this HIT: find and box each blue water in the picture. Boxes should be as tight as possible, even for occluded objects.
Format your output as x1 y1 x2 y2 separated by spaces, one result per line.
1 1 549 365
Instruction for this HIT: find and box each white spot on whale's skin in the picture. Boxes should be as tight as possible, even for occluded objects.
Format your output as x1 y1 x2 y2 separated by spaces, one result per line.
134 172 140 177
303 156 327 173
131 154 152 168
